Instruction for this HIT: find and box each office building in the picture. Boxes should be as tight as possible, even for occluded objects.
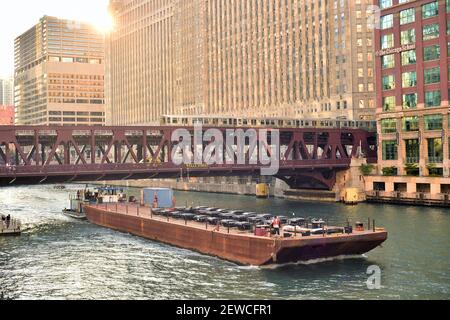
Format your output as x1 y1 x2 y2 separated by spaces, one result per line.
15 16 106 125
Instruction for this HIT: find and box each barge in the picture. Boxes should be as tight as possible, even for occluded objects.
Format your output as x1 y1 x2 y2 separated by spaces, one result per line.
83 202 388 266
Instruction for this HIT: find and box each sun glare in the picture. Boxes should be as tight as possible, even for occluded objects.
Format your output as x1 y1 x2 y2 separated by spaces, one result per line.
91 13 115 34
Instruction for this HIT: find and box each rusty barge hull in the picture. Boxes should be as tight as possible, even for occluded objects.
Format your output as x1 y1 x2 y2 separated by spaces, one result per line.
84 205 387 266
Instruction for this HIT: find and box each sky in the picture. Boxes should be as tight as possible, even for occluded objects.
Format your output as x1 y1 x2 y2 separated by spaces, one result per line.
0 0 111 77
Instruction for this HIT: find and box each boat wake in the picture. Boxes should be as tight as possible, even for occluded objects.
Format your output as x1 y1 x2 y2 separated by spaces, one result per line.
240 254 369 270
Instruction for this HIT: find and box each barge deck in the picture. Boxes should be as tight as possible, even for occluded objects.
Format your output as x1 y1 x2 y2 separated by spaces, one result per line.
83 203 387 266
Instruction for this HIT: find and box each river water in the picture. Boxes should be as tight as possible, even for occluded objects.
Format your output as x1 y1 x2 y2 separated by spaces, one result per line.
0 184 449 300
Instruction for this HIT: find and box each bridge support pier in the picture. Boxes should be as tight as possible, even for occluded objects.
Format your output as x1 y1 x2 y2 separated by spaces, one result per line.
274 158 369 203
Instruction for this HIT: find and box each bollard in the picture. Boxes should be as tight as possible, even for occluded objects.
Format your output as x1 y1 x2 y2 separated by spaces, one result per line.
373 219 376 232
368 218 371 231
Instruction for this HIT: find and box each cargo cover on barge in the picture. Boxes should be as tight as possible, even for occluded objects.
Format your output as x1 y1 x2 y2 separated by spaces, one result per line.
83 203 388 266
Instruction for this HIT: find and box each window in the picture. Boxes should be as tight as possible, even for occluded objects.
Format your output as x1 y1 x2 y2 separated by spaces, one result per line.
424 45 440 61
401 29 416 45
423 24 439 41
400 8 415 25
381 14 394 29
424 67 441 84
381 34 394 49
401 50 416 65
425 115 443 131
405 139 420 163
380 0 392 9
382 75 395 90
428 138 443 163
403 93 418 110
425 91 441 107
382 54 395 69
382 141 398 161
383 96 396 112
403 117 419 132
381 119 397 133
402 71 417 88
422 2 439 19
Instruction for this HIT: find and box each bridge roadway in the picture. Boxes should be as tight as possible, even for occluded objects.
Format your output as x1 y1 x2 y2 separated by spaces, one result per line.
0 125 377 189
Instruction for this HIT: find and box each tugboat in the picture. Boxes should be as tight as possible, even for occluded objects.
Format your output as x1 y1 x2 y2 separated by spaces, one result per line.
83 188 388 266
63 186 128 220
0 214 21 236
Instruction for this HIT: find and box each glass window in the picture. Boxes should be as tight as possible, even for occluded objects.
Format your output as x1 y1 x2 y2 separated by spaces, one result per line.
381 119 397 133
405 139 420 163
422 2 439 19
428 138 443 163
425 91 442 107
400 8 415 25
402 71 417 88
403 117 419 132
381 34 394 49
401 29 416 45
383 96 396 112
380 0 393 10
424 45 440 61
382 54 395 69
381 14 394 29
423 24 440 41
424 114 443 131
401 50 416 65
403 93 418 110
382 75 395 90
424 67 441 84
382 141 398 161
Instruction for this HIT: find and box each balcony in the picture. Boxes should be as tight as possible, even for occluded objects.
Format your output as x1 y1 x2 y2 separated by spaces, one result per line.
405 157 419 164
428 156 443 164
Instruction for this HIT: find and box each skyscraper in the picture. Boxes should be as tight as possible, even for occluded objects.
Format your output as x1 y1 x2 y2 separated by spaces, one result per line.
0 77 14 106
107 0 377 125
14 16 106 126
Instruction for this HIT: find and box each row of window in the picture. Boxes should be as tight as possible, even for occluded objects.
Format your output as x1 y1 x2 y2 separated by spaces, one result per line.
382 66 444 93
382 44 444 70
381 22 443 50
383 90 444 111
381 113 449 133
380 1 441 29
382 137 444 164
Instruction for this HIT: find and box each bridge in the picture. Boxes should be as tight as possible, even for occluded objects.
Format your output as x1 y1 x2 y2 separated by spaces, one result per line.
0 125 377 190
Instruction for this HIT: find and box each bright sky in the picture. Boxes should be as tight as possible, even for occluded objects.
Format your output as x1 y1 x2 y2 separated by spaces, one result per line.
0 0 111 77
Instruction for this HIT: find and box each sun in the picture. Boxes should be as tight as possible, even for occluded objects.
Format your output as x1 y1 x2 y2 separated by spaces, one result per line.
91 13 115 34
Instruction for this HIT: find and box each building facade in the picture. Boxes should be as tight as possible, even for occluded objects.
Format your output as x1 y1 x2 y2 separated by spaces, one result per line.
0 105 14 125
107 0 377 125
367 0 450 201
375 0 450 177
0 77 14 106
14 16 106 126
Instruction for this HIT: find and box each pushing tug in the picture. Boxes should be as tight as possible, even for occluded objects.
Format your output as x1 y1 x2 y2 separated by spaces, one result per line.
82 188 388 266
0 214 21 236
63 186 129 220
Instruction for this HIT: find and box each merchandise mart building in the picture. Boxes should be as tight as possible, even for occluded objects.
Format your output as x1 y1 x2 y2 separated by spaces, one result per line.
106 0 377 125
369 0 450 197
